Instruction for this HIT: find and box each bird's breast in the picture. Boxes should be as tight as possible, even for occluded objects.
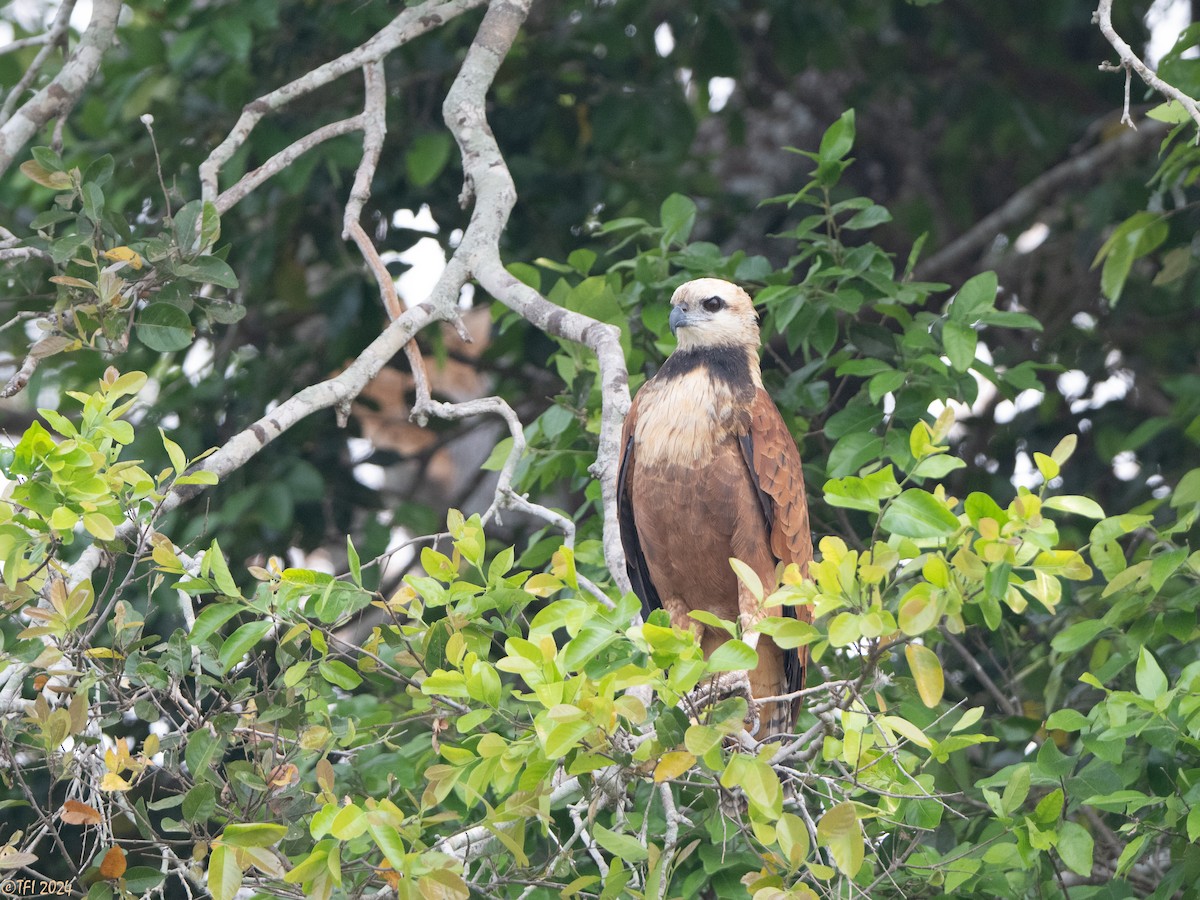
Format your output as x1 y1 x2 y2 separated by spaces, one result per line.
633 368 746 467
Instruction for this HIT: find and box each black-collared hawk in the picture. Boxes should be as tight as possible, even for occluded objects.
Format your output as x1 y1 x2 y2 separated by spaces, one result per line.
618 278 813 738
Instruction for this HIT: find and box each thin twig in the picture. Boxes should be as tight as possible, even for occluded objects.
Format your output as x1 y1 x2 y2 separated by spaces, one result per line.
1095 0 1200 135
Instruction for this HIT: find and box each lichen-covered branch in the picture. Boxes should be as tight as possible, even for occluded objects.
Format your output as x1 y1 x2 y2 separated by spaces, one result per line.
0 0 121 177
441 0 633 596
1094 0 1200 131
198 0 487 205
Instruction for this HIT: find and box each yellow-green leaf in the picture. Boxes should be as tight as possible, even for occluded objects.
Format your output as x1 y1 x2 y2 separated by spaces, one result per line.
905 643 944 708
653 751 695 782
207 844 243 900
816 802 863 877
729 558 763 603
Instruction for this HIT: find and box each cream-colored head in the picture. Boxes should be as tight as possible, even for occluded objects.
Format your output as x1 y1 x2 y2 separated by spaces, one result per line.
668 278 760 352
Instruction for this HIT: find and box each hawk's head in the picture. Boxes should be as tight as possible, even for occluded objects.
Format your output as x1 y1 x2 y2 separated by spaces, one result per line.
668 278 759 352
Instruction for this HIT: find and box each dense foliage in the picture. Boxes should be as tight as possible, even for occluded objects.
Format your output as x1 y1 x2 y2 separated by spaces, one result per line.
2 1 1200 899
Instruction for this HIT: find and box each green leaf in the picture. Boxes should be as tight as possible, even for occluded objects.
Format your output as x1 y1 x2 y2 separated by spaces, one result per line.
951 271 998 321
346 536 362 586
818 110 856 163
827 432 883 478
176 255 239 290
843 204 892 230
776 812 809 868
1188 804 1200 843
207 844 242 900
218 620 273 673
83 513 117 541
206 540 240 598
660 193 697 245
1057 821 1094 877
687 609 737 636
881 489 960 538
1045 708 1089 731
816 801 863 877
707 640 758 672
319 659 363 690
1147 100 1192 123
720 754 782 815
591 823 648 863
943 321 977 372
1043 495 1104 519
137 303 194 352
20 159 72 190
905 643 944 708
190 603 243 645
728 558 763 602
1051 620 1107 653
221 823 287 848
1001 763 1030 815
329 804 368 840
1135 647 1168 701
405 132 453 187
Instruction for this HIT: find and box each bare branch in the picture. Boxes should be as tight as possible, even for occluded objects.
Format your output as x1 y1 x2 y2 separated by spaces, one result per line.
1 354 39 398
343 61 389 238
0 0 78 123
1095 0 1200 133
0 0 120 177
215 114 366 215
441 0 633 597
916 118 1168 279
199 0 487 205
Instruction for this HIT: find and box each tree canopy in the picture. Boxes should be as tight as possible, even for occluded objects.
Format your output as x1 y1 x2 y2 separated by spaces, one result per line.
1 1 1200 898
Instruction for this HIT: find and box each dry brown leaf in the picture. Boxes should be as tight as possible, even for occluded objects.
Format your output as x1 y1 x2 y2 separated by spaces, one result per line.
61 799 102 826
99 845 127 879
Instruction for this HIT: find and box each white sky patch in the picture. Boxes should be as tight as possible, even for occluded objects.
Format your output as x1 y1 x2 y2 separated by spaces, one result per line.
708 77 735 112
654 22 675 57
381 526 418 583
182 337 214 384
346 437 374 464
994 388 1046 425
287 545 336 575
930 341 1001 439
392 204 439 234
353 462 387 490
1112 450 1141 481
1014 221 1049 254
1070 369 1133 414
387 209 472 307
1056 369 1088 402
1146 0 1194 67
1072 311 1098 332
391 237 446 306
1012 450 1040 490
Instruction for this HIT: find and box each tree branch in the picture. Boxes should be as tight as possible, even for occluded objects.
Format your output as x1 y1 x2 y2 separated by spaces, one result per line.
0 0 121 177
0 0 78 124
441 0 633 597
1095 0 1200 131
916 118 1168 279
198 0 487 205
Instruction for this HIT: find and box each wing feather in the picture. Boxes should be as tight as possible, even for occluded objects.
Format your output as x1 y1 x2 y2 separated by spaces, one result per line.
617 394 662 620
741 388 814 709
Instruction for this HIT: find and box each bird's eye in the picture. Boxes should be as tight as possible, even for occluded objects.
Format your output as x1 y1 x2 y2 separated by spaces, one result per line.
702 296 723 313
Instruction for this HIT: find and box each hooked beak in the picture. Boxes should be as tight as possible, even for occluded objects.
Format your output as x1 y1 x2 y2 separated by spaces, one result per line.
668 305 689 337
